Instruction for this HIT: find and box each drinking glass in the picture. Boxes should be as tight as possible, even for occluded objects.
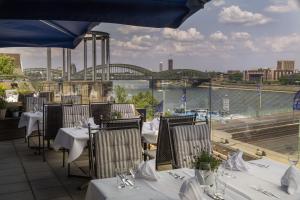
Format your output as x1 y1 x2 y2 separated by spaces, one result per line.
115 168 126 189
215 178 227 200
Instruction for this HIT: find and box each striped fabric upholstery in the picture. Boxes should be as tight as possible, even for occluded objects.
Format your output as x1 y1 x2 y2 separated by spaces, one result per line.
61 95 81 104
171 124 211 169
94 128 142 179
111 104 137 119
25 97 47 112
62 105 89 128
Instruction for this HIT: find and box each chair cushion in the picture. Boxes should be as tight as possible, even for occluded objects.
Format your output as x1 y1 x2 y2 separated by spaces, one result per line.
111 104 137 118
26 97 47 112
95 128 142 179
62 105 89 128
172 124 211 168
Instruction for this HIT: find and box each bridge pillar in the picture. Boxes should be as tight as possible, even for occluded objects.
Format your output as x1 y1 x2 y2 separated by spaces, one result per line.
106 37 110 81
84 38 87 81
67 49 71 81
92 34 97 82
101 38 105 81
46 48 51 81
62 48 66 79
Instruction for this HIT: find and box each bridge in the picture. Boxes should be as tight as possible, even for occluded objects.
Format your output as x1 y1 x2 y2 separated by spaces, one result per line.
24 64 210 82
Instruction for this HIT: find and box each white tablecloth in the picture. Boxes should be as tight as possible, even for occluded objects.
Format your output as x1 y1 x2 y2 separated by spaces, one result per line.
53 128 89 163
142 122 158 144
85 158 300 200
18 112 43 137
53 126 158 163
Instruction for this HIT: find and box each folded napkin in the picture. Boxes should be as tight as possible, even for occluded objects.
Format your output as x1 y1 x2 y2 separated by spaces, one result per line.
281 165 300 195
81 117 96 128
179 177 207 200
135 161 159 181
142 122 153 133
151 118 160 131
225 150 248 172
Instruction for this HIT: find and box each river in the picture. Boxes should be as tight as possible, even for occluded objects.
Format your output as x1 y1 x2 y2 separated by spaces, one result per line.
113 80 295 117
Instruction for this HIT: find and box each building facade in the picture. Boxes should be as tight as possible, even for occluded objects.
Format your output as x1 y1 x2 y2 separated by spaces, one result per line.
243 60 295 82
168 59 173 70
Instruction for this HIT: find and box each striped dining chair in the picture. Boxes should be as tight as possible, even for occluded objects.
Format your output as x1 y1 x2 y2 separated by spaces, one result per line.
111 103 137 119
62 104 90 128
171 124 211 169
92 128 142 179
25 97 47 112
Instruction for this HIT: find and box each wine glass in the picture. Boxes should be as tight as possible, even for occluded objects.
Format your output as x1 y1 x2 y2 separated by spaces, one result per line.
129 160 140 188
115 168 126 189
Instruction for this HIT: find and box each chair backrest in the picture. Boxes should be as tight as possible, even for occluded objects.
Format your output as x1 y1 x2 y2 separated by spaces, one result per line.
101 118 142 131
43 104 63 140
155 115 196 169
61 95 82 104
93 128 142 179
25 97 47 112
39 92 54 102
62 104 89 128
89 102 111 124
111 103 137 119
171 124 211 169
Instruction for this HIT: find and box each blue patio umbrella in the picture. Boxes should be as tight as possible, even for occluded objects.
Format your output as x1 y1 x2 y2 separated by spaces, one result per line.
0 0 211 48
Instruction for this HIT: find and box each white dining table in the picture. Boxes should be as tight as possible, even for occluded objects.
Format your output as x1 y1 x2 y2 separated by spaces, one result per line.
53 124 158 163
53 127 90 163
85 158 300 200
18 111 43 137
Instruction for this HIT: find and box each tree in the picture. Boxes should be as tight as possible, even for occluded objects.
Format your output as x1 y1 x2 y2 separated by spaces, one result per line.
0 55 16 75
115 85 128 103
228 72 243 82
131 91 159 119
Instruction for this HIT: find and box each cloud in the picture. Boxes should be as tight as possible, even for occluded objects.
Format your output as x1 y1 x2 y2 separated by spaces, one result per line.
219 5 271 26
210 31 228 41
266 0 299 13
162 28 204 42
212 0 225 7
111 35 154 51
231 32 251 40
244 40 259 52
264 33 300 52
118 25 160 34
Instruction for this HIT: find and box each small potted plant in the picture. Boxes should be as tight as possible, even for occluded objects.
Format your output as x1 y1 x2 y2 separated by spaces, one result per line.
193 151 221 186
0 98 7 120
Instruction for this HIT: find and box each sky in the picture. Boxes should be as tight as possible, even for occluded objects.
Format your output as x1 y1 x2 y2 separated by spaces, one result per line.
1 0 300 72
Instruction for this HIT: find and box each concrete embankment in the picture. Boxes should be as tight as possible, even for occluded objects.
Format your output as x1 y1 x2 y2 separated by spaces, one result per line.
200 83 300 93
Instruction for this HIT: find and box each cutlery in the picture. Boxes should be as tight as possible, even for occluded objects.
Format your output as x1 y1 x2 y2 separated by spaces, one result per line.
248 162 269 168
168 172 185 180
250 186 280 199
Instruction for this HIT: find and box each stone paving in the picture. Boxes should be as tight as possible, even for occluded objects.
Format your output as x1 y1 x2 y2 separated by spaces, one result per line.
0 139 89 200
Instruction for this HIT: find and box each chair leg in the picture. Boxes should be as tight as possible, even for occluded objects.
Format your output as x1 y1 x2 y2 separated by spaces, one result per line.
143 142 147 161
38 132 41 155
24 127 27 143
27 136 30 148
42 135 46 162
62 148 65 167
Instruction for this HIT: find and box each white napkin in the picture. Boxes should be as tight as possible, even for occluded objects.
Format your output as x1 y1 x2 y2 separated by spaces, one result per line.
82 117 96 128
151 118 160 131
225 150 248 171
142 122 153 133
281 165 300 195
135 161 159 181
179 177 207 200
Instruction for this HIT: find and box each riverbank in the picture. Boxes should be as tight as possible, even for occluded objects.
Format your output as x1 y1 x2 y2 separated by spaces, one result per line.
201 82 300 93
